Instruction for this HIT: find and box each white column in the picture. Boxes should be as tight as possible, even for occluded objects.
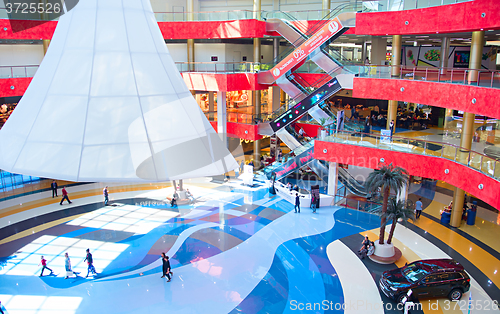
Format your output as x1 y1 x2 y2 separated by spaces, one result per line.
439 37 450 74
397 178 409 203
327 162 338 196
217 91 227 147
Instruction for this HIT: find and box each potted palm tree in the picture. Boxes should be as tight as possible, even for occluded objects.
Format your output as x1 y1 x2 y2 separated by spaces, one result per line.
377 198 415 245
365 163 409 262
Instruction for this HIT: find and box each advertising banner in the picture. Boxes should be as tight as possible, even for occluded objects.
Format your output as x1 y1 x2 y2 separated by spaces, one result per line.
403 46 497 69
270 18 343 81
311 185 320 208
380 129 392 143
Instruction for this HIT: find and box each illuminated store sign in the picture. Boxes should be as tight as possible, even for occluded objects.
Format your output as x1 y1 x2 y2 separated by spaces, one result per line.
270 18 343 81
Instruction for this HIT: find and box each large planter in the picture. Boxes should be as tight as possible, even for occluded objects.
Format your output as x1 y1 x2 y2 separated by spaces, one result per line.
369 242 402 264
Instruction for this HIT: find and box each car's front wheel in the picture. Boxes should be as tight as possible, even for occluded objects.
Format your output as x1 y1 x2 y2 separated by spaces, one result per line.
448 288 463 301
397 293 408 304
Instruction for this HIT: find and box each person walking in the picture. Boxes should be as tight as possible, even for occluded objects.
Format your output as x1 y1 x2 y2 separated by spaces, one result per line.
60 187 72 205
64 252 78 279
160 253 173 282
415 198 423 219
103 186 109 206
38 256 53 276
294 193 304 213
51 180 58 198
84 249 97 278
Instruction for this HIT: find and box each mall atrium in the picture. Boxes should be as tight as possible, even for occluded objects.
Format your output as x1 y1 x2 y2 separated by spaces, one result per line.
0 0 499 313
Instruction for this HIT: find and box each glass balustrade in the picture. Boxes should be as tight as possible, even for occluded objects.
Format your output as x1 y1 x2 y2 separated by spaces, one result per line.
318 130 500 181
361 65 500 89
0 66 39 79
0 1 474 22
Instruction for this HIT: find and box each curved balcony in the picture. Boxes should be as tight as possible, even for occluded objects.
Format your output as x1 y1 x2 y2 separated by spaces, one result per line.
354 65 500 120
314 130 500 208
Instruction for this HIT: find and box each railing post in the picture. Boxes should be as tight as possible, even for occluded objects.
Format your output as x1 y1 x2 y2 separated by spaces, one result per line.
467 151 471 166
491 71 494 88
425 67 428 80
450 68 454 83
423 141 426 154
479 155 483 172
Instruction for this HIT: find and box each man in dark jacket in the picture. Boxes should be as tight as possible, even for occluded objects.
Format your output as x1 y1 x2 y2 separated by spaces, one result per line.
51 180 58 198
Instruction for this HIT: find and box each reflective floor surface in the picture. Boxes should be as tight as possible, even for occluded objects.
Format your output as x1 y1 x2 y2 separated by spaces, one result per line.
0 179 498 313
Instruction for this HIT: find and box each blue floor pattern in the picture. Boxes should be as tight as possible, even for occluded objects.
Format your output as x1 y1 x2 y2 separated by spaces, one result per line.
0 183 381 314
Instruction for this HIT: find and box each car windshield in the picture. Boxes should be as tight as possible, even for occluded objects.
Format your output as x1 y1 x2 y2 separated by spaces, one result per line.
402 264 429 283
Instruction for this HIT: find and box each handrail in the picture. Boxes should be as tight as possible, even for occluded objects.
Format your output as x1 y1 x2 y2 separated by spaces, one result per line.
148 0 472 22
203 111 264 125
175 61 261 73
6 63 497 90
318 129 500 181
361 65 500 89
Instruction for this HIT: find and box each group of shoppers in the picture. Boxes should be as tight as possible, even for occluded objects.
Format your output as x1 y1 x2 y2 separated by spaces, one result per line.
51 181 111 206
38 249 97 279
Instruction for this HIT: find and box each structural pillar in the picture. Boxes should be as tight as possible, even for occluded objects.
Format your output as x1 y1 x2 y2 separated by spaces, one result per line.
208 91 215 120
361 40 368 62
253 0 261 19
322 0 330 16
187 0 195 71
385 35 401 130
450 30 483 228
217 91 227 147
327 162 338 197
252 0 262 168
270 38 281 113
42 40 50 55
439 37 450 74
391 35 402 77
386 100 398 130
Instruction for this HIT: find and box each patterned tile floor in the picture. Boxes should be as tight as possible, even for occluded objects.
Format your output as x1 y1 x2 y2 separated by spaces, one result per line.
0 179 498 313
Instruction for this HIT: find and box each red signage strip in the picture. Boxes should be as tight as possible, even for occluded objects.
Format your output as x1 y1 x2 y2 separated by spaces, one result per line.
270 17 343 81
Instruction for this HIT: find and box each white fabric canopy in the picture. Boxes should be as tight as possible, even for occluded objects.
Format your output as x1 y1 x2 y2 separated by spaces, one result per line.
0 0 237 182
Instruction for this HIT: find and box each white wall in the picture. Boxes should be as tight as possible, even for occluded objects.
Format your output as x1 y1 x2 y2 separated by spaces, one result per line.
196 43 227 62
225 43 254 62
166 43 188 62
0 44 44 66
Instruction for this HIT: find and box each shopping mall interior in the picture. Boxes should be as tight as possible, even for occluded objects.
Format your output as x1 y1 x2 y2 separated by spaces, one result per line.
0 0 499 313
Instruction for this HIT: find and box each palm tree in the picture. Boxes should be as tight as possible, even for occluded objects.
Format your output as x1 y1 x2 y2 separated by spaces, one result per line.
365 163 409 245
376 198 415 245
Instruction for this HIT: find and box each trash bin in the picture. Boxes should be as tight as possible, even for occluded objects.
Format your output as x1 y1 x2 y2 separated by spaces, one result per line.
440 211 451 225
467 210 476 225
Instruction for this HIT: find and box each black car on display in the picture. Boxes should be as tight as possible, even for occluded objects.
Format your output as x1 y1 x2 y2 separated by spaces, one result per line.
379 259 471 303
